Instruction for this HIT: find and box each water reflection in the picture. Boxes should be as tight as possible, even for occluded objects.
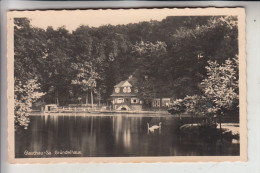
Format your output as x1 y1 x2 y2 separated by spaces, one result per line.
15 113 239 158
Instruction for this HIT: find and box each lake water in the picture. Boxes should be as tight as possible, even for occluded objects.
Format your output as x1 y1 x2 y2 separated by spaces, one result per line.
15 113 239 158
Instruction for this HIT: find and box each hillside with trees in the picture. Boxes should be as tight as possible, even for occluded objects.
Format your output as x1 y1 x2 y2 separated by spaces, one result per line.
14 16 239 129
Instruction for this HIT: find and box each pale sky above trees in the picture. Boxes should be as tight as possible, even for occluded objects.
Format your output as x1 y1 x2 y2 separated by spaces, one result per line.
11 8 234 31
14 9 177 31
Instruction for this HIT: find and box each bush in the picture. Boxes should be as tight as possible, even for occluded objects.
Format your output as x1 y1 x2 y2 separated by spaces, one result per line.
15 78 45 130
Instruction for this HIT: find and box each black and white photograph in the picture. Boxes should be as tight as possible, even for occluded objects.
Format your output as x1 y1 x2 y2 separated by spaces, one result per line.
7 8 246 163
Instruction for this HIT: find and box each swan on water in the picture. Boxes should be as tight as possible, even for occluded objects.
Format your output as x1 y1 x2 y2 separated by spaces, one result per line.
147 122 162 133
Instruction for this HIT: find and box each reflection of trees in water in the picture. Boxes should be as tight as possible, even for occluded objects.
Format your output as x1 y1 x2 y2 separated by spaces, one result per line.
80 116 97 156
15 115 239 158
113 116 135 150
176 132 239 156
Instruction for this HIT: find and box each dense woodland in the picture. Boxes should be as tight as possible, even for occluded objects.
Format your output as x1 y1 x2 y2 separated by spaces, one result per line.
14 16 239 129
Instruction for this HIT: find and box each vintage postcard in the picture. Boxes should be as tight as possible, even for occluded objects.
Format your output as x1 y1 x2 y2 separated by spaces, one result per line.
7 8 246 163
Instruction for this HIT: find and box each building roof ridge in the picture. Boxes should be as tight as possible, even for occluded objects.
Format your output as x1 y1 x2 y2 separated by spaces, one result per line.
114 79 132 88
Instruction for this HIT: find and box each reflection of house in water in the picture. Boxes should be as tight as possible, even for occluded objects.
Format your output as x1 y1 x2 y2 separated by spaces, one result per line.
110 79 142 111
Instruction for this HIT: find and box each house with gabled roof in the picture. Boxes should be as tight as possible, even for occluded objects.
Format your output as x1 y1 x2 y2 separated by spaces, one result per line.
110 79 142 111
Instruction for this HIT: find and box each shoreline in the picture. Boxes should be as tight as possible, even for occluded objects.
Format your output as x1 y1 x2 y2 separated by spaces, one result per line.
180 123 240 140
29 111 206 118
29 111 238 122
29 110 171 116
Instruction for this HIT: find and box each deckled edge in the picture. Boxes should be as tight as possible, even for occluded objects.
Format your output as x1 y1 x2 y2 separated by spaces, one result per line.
6 7 247 164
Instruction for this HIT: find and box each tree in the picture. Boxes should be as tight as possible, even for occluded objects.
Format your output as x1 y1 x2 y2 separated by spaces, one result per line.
168 98 186 120
14 18 46 130
42 26 74 105
15 78 45 130
201 57 239 128
14 16 239 111
137 77 156 107
170 57 238 127
165 16 238 98
132 41 167 106
71 62 99 107
14 18 47 81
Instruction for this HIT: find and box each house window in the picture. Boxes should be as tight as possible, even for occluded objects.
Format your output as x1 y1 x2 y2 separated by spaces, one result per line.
152 99 160 107
162 98 171 107
116 98 124 103
152 100 156 107
115 87 120 93
123 87 131 93
131 98 139 104
157 100 160 107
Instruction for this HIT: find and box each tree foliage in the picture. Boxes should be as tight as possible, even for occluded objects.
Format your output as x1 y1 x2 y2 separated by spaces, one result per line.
201 58 239 112
15 78 45 130
170 57 239 122
14 16 239 128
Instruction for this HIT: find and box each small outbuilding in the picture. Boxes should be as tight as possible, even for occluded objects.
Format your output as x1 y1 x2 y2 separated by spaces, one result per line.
44 104 58 113
152 98 172 108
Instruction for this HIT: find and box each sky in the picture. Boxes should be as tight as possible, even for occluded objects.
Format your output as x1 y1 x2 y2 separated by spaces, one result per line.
12 9 178 32
8 8 236 32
